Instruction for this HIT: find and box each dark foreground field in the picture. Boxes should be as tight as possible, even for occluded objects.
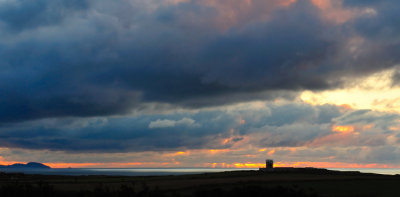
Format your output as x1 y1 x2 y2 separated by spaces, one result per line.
0 168 399 197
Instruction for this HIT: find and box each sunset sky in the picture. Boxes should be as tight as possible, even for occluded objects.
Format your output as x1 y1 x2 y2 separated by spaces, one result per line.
1 0 400 168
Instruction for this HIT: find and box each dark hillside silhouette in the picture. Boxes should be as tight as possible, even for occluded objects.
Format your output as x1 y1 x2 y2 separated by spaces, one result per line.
0 169 399 197
0 162 50 169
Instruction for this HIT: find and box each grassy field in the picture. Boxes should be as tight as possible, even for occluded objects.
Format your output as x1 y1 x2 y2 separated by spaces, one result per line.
0 169 399 197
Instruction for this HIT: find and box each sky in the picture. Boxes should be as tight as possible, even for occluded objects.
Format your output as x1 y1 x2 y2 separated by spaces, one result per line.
0 0 400 168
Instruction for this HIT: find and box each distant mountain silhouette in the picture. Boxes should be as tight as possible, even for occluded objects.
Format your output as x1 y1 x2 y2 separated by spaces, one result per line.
0 162 51 169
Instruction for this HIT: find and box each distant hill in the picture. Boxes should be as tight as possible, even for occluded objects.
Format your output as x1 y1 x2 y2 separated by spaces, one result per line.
0 162 51 169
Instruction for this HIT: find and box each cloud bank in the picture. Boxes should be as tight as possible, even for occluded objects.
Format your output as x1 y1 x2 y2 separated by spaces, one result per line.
0 0 399 123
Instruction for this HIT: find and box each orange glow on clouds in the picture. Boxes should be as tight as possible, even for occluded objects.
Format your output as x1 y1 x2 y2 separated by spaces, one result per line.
340 104 353 110
363 124 373 130
311 0 354 24
332 125 355 134
220 132 245 146
199 0 299 30
169 151 190 156
311 0 331 9
386 135 397 145
307 125 359 146
279 0 297 7
208 149 230 154
267 149 275 156
389 126 399 131
0 156 18 166
233 163 265 168
259 148 266 152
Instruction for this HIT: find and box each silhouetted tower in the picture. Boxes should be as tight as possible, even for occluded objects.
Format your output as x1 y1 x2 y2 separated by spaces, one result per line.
266 159 273 169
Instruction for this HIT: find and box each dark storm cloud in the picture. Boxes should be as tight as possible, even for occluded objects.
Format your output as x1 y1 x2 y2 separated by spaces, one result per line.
0 0 88 31
199 2 335 91
0 0 400 123
344 0 400 77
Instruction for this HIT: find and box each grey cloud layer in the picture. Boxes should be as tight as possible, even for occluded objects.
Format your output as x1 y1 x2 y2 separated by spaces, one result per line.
0 0 400 122
1 101 396 153
0 100 399 165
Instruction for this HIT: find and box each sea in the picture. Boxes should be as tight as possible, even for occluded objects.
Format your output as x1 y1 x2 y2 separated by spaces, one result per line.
0 168 400 176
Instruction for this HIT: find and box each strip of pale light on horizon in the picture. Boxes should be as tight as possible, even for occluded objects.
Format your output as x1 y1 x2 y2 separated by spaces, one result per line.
279 162 398 169
4 159 397 169
45 162 178 168
204 162 400 169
